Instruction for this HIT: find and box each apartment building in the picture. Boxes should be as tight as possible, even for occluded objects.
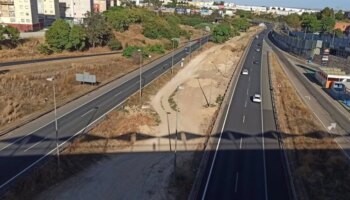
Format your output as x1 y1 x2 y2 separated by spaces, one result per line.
37 0 60 26
0 0 42 31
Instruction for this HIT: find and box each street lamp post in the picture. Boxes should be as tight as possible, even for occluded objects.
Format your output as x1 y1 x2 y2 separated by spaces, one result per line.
47 77 60 168
172 39 175 74
138 49 143 108
174 85 184 178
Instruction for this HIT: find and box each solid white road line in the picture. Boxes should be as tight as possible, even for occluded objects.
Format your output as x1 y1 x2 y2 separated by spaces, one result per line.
239 138 243 149
114 91 123 97
234 172 239 193
0 98 128 190
23 137 47 152
201 64 238 200
80 109 95 118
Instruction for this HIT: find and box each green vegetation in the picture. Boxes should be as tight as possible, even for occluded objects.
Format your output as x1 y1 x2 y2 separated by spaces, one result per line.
68 25 88 51
84 12 114 48
44 13 114 53
37 44 54 55
211 16 250 43
107 38 122 50
282 7 345 35
45 19 71 52
231 17 250 32
0 25 20 48
122 45 144 58
122 44 165 58
147 44 165 54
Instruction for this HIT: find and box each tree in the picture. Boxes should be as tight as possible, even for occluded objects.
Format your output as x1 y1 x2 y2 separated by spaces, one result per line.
301 14 321 32
5 26 20 46
231 17 250 31
335 10 345 21
84 12 113 47
321 17 336 33
0 25 6 42
319 7 334 19
45 19 71 52
334 28 344 37
285 13 300 29
68 25 87 51
211 23 234 43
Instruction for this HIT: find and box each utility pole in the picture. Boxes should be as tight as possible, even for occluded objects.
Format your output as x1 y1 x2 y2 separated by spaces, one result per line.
46 77 60 169
174 85 184 179
138 49 143 108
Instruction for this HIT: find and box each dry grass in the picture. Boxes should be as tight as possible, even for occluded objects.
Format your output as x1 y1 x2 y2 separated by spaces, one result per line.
269 52 350 200
0 55 138 131
0 37 110 63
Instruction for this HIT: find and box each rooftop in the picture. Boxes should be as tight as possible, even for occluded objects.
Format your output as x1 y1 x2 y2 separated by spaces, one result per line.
319 67 348 76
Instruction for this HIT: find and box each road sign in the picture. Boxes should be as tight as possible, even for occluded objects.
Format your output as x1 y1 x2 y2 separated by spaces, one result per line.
76 72 97 84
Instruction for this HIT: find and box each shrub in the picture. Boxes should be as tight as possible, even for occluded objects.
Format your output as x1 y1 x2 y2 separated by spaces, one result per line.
107 38 122 50
37 44 53 55
211 23 237 43
122 45 149 58
45 19 71 51
147 44 165 54
180 15 206 27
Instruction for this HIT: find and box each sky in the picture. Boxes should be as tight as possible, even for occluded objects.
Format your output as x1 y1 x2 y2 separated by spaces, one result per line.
230 0 350 10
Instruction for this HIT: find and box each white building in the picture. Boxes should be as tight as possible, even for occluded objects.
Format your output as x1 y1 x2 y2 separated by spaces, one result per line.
37 0 60 26
0 0 42 31
59 0 92 23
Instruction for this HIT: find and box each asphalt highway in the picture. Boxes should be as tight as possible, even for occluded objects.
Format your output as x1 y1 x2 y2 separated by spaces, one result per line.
0 36 209 193
198 29 290 200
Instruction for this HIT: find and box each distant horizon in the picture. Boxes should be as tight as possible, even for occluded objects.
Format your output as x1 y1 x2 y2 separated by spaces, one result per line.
224 0 350 11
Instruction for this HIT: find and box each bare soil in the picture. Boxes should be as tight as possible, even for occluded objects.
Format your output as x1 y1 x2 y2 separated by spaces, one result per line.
269 52 350 200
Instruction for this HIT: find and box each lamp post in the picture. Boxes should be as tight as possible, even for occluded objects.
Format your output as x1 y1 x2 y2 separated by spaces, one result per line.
174 85 184 178
138 49 143 108
46 77 60 168
171 38 180 74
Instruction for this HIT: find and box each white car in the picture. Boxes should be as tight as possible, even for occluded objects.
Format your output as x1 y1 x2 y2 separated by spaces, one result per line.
256 48 261 52
242 69 249 75
252 94 262 103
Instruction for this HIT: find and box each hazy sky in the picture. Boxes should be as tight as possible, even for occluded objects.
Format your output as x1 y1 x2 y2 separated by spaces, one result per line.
230 0 350 10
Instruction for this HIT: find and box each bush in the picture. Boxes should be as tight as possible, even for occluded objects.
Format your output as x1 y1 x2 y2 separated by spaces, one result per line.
37 44 53 55
147 44 165 54
211 23 236 43
45 19 71 51
180 15 207 27
122 45 149 58
107 38 122 50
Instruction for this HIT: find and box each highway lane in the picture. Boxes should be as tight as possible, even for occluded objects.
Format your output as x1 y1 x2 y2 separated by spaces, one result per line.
0 36 209 193
199 29 290 200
